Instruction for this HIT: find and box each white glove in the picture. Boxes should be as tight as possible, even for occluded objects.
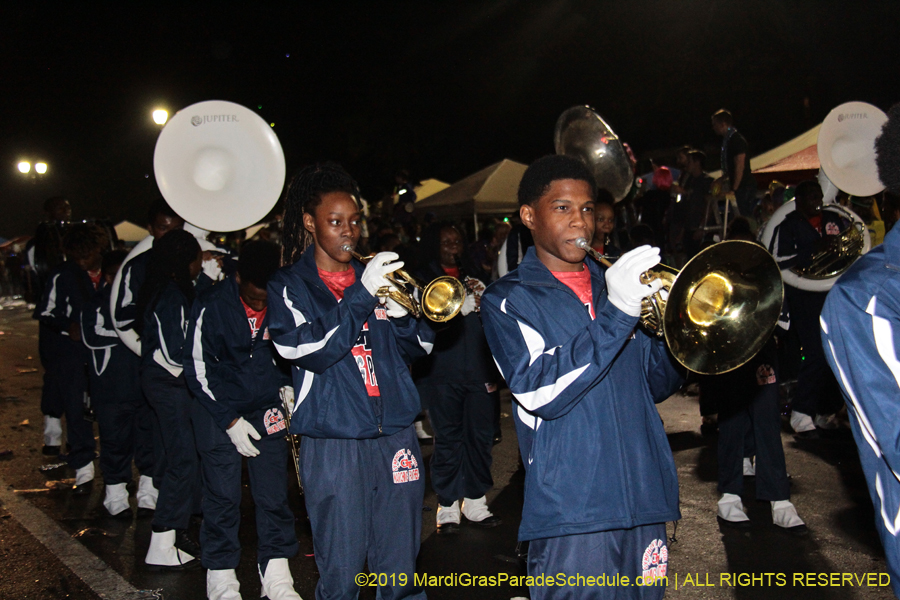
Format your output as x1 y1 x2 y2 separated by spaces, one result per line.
385 295 409 318
202 258 223 281
227 417 261 457
460 293 477 316
361 252 403 301
605 245 663 317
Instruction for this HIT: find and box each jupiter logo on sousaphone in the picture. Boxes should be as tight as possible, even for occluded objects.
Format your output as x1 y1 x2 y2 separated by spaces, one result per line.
191 114 240 126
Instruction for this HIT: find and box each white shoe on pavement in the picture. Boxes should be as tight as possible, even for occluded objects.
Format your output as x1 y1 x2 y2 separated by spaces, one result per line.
414 420 432 440
103 482 130 516
437 500 460 533
208 568 241 600
145 529 198 570
717 493 750 525
790 411 816 433
461 496 501 527
136 474 158 510
772 500 807 532
259 558 302 600
43 415 62 446
74 462 95 486
814 413 840 430
743 457 756 477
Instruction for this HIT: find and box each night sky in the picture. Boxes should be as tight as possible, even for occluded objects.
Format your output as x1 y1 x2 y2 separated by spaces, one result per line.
3 1 899 238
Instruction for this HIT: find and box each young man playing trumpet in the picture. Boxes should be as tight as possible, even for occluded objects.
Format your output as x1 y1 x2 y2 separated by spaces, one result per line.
481 155 684 599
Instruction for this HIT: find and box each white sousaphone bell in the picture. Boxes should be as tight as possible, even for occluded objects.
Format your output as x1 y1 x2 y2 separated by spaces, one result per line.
111 100 287 354
760 101 886 292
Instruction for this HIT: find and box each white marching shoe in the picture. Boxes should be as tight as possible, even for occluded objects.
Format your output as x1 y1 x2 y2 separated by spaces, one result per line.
208 568 242 600
790 411 816 433
136 474 158 510
43 415 62 446
145 529 198 571
259 558 302 599
717 493 750 527
103 482 130 516
772 500 808 533
74 462 95 485
436 500 461 534
414 420 432 440
461 496 501 527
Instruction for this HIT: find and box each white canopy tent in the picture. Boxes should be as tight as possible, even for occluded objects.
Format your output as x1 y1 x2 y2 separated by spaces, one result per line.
413 178 450 202
114 220 148 243
710 125 822 184
414 159 527 235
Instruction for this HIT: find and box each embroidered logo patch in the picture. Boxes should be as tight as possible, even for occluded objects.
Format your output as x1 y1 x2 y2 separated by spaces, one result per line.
391 448 420 484
264 408 286 435
756 364 776 385
641 539 668 584
374 307 388 320
825 222 841 235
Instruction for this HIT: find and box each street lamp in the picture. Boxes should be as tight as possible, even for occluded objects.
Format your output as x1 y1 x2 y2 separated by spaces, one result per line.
17 161 31 173
35 162 47 174
152 109 168 125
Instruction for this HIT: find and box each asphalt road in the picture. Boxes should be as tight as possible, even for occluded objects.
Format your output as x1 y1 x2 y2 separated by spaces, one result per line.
0 300 894 599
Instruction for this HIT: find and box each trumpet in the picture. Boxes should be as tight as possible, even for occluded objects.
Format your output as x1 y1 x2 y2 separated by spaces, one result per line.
574 237 784 375
341 245 467 322
279 386 303 495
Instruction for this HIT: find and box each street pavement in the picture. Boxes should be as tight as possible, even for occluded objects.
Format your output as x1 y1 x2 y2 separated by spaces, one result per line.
0 301 895 599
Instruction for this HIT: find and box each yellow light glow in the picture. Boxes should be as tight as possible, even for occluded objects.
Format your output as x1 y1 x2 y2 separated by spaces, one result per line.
35 162 47 174
152 109 169 125
270 122 275 127
17 161 31 174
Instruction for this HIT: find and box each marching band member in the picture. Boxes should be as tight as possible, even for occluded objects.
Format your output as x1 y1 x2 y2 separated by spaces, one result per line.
481 155 683 600
821 103 900 590
184 240 301 600
34 222 108 490
267 163 434 600
412 222 501 534
81 249 157 516
136 229 204 570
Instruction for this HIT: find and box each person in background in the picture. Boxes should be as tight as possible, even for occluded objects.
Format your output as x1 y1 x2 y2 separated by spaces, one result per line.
712 109 758 218
81 249 157 517
589 190 622 260
680 150 714 260
268 163 434 600
34 223 108 490
136 229 204 571
413 222 501 534
185 240 301 600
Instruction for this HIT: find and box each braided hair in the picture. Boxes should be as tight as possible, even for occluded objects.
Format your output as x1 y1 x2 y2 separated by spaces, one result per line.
134 229 200 336
281 162 360 265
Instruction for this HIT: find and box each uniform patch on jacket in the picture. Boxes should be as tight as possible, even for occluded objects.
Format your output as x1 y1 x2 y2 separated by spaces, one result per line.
391 448 420 484
756 364 776 385
264 408 286 434
374 307 388 320
825 222 841 235
263 326 270 340
641 539 668 584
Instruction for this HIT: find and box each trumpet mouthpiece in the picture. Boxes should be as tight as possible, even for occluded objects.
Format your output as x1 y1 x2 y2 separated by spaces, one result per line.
574 238 589 249
340 244 354 252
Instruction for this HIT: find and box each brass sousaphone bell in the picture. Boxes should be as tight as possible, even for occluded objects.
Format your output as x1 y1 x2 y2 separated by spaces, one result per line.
578 239 784 375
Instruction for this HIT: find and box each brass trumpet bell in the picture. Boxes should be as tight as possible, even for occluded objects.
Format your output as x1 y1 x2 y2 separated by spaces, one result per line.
662 241 783 375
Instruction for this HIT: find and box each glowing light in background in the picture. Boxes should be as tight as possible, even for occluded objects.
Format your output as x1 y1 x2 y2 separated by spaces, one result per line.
35 162 47 174
17 161 31 173
152 109 169 125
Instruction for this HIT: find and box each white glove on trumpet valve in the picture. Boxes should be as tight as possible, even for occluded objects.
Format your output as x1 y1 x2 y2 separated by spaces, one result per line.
603 245 663 317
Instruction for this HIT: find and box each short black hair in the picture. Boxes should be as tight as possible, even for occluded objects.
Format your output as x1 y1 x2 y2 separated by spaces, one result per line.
688 150 706 164
712 109 734 126
518 155 597 207
795 179 821 201
596 188 615 209
101 249 129 279
147 197 182 225
238 240 282 289
876 103 900 193
63 223 109 261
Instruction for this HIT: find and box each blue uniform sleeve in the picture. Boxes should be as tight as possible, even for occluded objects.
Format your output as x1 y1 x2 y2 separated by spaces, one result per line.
390 314 435 364
183 302 240 431
151 292 190 372
114 259 142 329
81 295 119 350
267 276 380 374
36 271 72 330
771 220 810 271
480 288 639 420
822 281 900 476
642 333 685 403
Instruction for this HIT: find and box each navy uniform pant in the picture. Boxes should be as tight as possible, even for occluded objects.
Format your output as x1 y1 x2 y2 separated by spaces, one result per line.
192 402 298 571
40 330 95 470
141 364 199 531
422 382 495 506
528 524 668 600
787 287 844 417
93 350 156 484
301 425 426 600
